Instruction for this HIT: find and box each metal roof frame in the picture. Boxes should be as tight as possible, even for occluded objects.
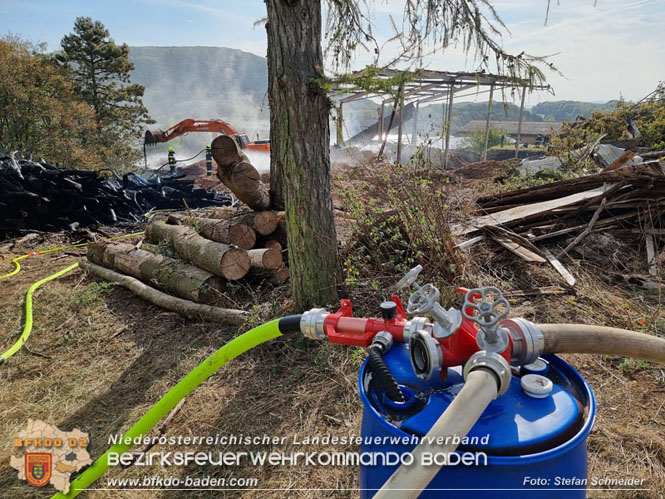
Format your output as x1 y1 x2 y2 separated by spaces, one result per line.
332 69 553 167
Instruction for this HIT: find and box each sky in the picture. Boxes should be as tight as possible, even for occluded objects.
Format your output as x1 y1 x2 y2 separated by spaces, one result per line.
0 0 663 105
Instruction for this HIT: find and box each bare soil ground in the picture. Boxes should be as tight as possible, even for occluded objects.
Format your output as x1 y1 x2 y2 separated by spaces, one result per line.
0 159 664 498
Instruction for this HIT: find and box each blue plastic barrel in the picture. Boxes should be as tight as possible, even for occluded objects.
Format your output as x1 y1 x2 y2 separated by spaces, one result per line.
358 345 596 498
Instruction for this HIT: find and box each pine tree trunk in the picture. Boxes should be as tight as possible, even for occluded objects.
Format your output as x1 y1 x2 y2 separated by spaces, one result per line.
265 0 341 310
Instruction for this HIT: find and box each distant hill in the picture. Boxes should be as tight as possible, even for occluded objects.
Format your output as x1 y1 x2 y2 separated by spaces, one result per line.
129 46 269 136
127 46 620 144
531 100 620 121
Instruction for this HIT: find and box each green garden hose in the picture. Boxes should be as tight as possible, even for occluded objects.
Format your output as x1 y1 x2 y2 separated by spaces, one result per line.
51 318 296 498
0 263 80 364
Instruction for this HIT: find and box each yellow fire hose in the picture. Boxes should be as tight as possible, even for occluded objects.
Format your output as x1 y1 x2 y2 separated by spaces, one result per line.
51 318 288 499
0 263 80 364
0 232 144 281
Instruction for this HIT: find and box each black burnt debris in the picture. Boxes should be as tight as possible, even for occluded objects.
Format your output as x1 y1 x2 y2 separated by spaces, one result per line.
0 153 232 238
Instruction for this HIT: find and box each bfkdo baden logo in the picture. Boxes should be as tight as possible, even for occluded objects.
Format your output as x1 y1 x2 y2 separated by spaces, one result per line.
10 419 92 493
25 453 52 487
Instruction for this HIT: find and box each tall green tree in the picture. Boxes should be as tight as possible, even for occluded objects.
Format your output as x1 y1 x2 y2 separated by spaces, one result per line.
57 17 152 170
0 36 101 167
265 1 554 311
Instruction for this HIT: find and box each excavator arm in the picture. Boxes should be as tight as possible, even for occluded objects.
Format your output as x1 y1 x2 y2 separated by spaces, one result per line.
144 119 269 153
144 119 240 145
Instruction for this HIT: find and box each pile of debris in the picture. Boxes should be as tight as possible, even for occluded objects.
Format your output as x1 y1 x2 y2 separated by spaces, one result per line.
455 159 665 286
0 154 231 237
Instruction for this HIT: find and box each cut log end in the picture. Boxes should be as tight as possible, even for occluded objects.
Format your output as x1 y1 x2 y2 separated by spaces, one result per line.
254 211 278 235
211 135 245 166
272 266 290 283
228 223 256 250
251 265 289 283
220 248 251 280
248 248 282 270
263 240 282 251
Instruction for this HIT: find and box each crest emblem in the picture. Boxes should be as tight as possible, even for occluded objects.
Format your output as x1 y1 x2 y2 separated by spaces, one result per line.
25 453 52 487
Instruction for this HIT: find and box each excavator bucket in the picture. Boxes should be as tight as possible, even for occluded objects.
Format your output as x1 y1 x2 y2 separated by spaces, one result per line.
144 129 168 146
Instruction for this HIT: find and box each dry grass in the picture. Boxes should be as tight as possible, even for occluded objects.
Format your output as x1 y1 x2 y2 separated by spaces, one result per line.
0 158 664 498
0 241 364 498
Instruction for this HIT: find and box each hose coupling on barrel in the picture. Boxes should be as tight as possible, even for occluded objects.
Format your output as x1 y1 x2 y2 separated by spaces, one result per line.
372 331 394 353
463 351 512 396
500 318 545 366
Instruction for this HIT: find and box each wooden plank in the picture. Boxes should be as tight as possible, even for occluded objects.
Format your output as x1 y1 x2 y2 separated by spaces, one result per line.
528 212 639 241
504 286 567 298
476 160 663 208
542 247 576 287
484 226 547 263
454 235 485 249
453 184 616 236
646 234 658 276
604 150 635 171
557 198 607 258
492 236 546 262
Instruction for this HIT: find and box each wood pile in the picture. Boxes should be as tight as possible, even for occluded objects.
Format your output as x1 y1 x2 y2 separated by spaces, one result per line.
79 140 287 321
0 153 231 238
454 160 665 285
86 207 288 298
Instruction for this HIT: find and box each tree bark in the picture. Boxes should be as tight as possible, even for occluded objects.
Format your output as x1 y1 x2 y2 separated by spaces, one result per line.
145 219 250 280
168 213 256 249
80 260 247 324
265 2 341 309
87 241 225 303
212 135 270 211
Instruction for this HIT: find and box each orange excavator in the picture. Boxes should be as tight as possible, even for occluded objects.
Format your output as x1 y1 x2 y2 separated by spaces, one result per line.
144 119 270 153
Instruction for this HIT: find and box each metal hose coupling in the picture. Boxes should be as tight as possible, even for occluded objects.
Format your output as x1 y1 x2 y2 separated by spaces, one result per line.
300 308 329 340
463 351 512 397
500 318 545 366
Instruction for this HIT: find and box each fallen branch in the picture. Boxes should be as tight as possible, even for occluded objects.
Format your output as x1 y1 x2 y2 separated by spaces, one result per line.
79 260 248 324
557 197 607 259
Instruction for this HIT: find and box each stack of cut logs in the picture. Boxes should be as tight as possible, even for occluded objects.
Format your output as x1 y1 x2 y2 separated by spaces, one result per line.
85 208 288 305
83 133 287 313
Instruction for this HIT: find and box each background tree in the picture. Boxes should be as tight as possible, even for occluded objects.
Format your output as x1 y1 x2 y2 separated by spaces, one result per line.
57 17 153 171
0 36 101 167
265 1 554 311
461 128 508 153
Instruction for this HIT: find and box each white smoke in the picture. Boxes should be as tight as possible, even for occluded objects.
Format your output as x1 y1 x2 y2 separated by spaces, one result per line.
245 149 270 173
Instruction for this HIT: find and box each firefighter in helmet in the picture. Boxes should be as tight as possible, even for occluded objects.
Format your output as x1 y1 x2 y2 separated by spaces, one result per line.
206 144 213 176
168 146 176 174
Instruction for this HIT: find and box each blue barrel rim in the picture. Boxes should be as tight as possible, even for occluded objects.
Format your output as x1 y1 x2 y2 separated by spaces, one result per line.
358 353 596 465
